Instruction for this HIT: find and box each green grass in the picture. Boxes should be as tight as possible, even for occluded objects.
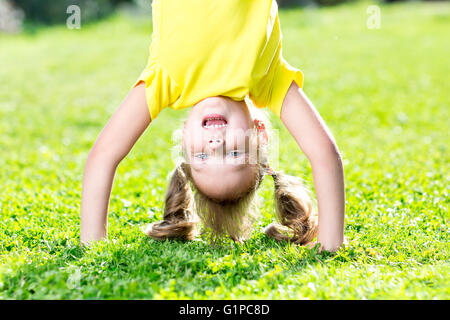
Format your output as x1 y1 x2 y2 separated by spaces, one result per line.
0 1 449 299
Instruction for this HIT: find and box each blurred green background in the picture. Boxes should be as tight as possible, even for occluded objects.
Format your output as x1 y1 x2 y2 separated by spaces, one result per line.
0 0 448 300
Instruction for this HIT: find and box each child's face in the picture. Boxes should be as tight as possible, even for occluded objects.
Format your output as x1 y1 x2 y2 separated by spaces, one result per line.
182 96 258 201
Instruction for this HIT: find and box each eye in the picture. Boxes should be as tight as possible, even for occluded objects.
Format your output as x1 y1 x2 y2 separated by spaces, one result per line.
194 153 208 160
227 151 242 157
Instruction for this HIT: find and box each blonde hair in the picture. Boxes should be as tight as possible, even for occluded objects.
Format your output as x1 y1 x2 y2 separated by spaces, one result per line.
144 99 318 245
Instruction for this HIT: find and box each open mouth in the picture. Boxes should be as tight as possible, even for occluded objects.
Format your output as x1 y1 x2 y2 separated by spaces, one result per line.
202 114 228 129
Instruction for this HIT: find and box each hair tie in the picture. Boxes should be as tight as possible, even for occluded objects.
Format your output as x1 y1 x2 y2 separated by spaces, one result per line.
266 166 276 179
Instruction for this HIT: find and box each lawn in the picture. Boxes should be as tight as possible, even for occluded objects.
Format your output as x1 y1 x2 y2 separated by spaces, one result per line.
0 1 448 299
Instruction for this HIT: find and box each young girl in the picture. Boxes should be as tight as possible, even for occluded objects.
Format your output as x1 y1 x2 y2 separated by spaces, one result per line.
80 0 346 252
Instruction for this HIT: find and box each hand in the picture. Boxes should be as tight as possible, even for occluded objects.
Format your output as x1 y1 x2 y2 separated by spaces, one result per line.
303 241 323 252
304 237 349 253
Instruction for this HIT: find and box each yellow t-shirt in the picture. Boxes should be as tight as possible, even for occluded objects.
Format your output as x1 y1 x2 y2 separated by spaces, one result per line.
132 0 304 120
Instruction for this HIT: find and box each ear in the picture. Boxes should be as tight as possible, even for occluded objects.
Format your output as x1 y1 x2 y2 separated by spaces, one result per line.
253 119 268 145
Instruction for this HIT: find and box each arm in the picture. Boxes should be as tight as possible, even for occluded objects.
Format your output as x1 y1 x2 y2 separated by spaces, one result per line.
280 81 345 252
80 82 151 245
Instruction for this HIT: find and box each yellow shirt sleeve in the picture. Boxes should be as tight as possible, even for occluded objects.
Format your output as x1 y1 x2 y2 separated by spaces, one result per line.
131 61 181 121
130 0 181 121
248 1 304 118
266 57 304 118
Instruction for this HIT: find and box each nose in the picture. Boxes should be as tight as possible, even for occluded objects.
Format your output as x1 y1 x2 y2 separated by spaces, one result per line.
207 137 224 150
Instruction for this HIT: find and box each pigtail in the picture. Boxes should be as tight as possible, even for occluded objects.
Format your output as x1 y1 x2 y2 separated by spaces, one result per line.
144 163 199 241
265 170 318 245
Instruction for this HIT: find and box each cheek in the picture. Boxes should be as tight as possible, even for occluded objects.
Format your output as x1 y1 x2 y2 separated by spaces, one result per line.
183 122 200 142
183 129 204 154
229 112 250 128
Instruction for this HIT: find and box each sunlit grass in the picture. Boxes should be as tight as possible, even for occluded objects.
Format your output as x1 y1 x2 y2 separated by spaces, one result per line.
0 1 448 299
